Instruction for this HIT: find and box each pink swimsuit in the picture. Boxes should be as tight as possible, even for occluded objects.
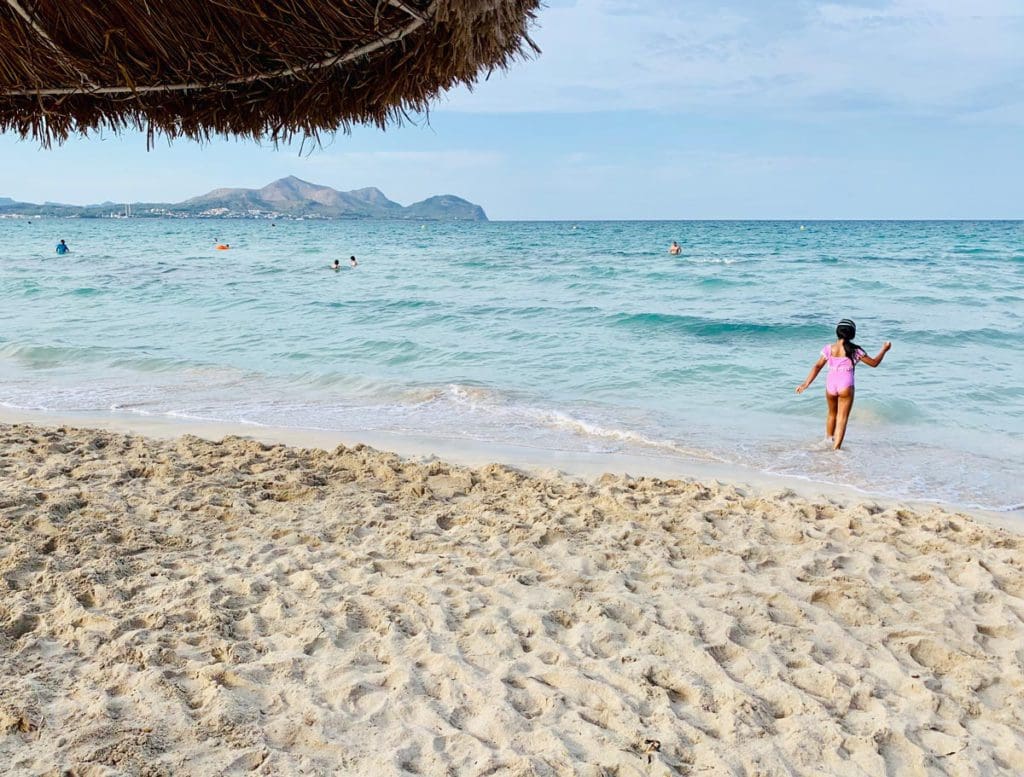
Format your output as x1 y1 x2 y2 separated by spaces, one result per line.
822 344 865 395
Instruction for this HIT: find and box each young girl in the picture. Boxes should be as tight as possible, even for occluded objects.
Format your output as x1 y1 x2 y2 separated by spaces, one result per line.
796 318 891 449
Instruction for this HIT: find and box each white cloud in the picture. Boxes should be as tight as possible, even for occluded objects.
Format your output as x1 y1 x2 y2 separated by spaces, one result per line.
440 0 1024 121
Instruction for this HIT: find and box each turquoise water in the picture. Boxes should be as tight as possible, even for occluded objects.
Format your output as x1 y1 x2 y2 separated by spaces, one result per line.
1 219 1022 512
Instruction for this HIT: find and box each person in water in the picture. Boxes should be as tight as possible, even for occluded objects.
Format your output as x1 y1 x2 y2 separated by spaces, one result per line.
668 241 681 255
331 259 341 271
796 318 891 450
349 255 358 267
55 239 69 255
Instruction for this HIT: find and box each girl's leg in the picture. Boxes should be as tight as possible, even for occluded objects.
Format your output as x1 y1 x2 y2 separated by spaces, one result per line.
825 392 838 439
833 388 855 450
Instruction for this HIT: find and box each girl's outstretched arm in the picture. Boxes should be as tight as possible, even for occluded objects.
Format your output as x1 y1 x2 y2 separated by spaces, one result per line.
796 356 827 393
859 341 892 367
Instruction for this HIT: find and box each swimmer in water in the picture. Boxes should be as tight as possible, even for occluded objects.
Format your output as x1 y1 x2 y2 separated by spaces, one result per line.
56 239 69 255
332 259 341 271
350 255 358 267
668 241 681 256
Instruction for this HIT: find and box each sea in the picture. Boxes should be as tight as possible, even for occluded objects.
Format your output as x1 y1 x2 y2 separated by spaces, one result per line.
0 218 1021 514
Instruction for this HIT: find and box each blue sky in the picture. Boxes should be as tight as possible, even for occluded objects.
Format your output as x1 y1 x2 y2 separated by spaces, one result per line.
2 0 1023 219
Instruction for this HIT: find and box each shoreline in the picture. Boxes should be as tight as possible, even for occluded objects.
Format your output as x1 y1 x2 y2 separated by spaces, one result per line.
0 404 1018 531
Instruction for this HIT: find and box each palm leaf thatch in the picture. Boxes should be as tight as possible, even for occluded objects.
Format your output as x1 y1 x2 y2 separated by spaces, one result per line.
0 0 539 145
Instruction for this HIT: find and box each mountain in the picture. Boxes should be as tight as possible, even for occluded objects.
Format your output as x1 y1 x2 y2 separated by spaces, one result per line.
183 177 410 218
404 195 487 222
0 177 487 221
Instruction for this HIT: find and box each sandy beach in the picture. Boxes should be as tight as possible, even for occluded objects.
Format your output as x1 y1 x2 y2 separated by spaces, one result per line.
2 421 1023 776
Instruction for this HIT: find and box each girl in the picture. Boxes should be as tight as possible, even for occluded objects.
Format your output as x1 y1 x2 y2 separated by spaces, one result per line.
796 319 891 450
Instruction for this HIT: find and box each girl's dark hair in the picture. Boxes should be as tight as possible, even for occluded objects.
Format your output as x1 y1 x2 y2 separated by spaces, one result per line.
836 319 860 362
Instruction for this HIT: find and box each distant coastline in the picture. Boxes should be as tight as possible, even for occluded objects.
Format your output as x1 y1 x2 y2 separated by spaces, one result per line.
0 175 487 221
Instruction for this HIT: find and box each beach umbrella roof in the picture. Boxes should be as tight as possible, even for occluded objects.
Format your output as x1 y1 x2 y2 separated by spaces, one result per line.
0 0 538 145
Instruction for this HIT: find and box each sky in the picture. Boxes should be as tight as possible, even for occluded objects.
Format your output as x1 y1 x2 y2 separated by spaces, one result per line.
1 0 1023 220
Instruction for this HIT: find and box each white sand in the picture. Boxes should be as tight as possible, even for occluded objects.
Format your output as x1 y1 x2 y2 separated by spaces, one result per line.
2 422 1024 775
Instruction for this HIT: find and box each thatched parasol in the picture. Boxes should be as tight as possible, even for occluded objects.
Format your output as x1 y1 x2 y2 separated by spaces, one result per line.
0 0 539 145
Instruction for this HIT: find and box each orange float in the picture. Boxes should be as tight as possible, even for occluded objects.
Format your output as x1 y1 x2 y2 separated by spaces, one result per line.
215 244 230 250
